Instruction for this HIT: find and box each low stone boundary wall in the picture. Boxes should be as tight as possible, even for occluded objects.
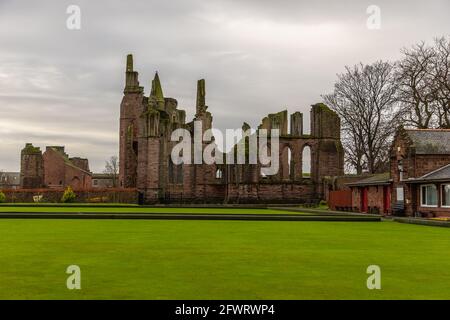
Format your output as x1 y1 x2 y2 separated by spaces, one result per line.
1 188 138 204
392 217 450 228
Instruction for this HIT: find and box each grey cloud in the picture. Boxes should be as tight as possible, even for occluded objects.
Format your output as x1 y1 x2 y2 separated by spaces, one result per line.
0 0 449 172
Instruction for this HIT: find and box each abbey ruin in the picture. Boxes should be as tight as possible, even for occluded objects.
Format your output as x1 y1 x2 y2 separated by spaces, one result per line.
119 55 344 204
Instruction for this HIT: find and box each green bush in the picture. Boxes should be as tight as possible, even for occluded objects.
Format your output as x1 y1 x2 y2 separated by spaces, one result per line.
0 191 6 203
61 187 76 203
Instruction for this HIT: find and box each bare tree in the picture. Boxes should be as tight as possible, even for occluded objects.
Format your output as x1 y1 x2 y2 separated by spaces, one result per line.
324 92 367 173
323 61 401 174
104 156 119 187
433 37 450 128
396 37 450 128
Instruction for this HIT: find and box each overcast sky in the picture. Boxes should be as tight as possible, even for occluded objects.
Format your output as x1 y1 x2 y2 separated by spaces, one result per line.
0 0 449 172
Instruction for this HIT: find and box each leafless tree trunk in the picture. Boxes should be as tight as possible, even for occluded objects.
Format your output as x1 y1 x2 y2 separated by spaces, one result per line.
323 61 401 174
104 156 119 188
433 37 450 128
396 37 450 128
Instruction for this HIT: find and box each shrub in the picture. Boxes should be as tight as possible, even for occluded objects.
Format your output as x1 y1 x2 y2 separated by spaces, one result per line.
61 187 77 203
0 191 6 203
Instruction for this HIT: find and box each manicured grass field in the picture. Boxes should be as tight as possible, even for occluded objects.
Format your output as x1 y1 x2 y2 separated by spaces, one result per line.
1 219 449 299
0 206 295 214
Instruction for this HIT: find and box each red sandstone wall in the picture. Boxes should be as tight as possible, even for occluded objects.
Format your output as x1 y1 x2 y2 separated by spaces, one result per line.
43 148 92 189
43 149 66 187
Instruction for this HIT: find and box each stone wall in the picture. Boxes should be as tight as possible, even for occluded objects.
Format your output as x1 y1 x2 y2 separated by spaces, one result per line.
118 55 344 204
43 147 92 189
20 143 44 188
2 188 138 204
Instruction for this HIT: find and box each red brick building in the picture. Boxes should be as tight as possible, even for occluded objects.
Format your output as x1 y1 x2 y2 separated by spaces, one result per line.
119 55 344 204
347 173 392 214
20 144 92 190
390 128 450 217
347 128 450 217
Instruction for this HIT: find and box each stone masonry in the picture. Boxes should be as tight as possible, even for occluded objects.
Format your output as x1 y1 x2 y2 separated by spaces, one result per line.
20 144 92 189
119 54 344 204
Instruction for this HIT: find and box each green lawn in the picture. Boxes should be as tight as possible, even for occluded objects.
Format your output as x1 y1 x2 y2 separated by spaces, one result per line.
0 219 449 299
0 207 295 214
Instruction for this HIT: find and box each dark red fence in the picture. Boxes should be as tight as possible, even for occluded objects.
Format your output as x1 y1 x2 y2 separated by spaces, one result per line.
328 190 352 211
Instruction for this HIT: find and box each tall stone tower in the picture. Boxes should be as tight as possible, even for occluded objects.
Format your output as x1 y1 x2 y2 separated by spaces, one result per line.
119 54 144 188
310 103 344 190
20 143 44 188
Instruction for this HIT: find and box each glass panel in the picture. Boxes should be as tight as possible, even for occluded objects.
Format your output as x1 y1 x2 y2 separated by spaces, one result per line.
442 185 450 207
397 187 404 201
425 185 437 206
421 186 426 205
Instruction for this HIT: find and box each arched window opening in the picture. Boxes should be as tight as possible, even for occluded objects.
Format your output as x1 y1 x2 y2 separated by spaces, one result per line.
281 146 293 180
288 148 292 177
302 145 311 178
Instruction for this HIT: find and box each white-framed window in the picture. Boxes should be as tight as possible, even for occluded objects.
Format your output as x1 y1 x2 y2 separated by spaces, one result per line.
396 187 404 201
215 169 223 179
398 160 404 181
442 184 450 208
421 184 438 207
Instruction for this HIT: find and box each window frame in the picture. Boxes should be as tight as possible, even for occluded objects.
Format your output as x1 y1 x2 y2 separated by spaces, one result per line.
420 184 438 208
441 184 450 208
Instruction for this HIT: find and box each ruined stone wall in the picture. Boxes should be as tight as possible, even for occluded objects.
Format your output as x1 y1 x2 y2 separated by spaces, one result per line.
118 55 344 204
43 147 66 187
43 147 92 189
119 92 142 188
20 143 44 189
70 158 90 172
119 54 144 188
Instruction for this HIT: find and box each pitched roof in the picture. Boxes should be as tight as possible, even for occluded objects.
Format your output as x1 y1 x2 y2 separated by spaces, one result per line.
346 172 391 187
405 163 450 183
405 129 450 154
